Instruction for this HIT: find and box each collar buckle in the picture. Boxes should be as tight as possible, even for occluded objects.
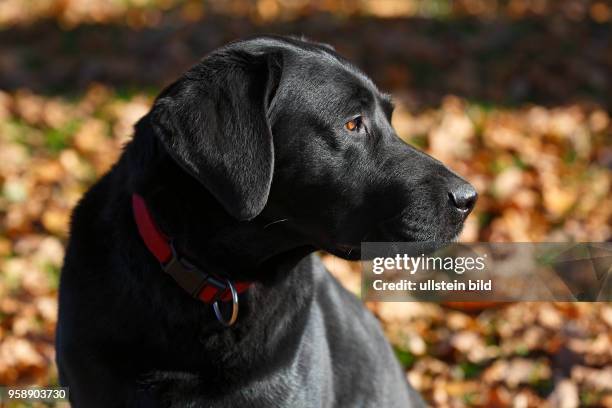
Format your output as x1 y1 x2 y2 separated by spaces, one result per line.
132 193 250 327
162 244 240 327
161 243 209 298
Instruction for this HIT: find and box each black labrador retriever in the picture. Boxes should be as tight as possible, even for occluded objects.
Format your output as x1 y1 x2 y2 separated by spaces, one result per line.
57 35 477 407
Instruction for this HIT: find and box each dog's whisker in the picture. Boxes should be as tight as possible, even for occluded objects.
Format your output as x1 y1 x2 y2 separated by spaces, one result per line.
263 218 288 229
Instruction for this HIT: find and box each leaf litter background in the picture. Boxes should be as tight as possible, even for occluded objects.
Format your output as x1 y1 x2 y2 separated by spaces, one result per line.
0 1 611 407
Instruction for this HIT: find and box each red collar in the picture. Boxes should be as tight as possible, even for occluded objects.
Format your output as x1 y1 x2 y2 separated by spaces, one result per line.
131 193 251 303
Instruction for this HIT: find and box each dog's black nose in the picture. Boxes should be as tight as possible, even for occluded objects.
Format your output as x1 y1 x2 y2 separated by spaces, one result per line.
448 182 477 214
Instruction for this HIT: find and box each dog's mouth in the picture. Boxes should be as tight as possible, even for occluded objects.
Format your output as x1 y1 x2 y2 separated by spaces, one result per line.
326 215 464 261
376 206 466 241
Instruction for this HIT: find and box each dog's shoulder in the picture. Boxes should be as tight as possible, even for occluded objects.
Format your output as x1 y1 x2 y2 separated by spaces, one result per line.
308 254 425 407
309 254 385 343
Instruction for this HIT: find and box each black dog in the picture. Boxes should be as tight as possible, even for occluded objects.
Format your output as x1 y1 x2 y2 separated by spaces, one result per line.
57 35 476 407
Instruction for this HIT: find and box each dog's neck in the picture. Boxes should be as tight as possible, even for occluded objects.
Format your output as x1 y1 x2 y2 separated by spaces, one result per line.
111 127 317 378
123 120 314 282
136 181 312 282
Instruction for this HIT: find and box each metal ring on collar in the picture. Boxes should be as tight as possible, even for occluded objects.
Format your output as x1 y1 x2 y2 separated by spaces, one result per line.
212 279 239 327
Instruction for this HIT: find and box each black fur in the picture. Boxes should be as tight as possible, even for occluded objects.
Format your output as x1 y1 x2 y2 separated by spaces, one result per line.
57 35 475 407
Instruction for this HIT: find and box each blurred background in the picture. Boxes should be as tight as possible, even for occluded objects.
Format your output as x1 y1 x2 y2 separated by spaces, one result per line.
0 0 611 406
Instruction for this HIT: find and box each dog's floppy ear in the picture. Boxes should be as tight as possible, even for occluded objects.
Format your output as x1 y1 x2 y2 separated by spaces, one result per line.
150 44 282 221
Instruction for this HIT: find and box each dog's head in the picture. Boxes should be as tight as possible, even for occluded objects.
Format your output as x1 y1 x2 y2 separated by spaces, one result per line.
149 36 477 259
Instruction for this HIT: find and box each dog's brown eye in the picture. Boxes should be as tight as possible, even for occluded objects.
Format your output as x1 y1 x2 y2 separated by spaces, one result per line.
345 116 362 132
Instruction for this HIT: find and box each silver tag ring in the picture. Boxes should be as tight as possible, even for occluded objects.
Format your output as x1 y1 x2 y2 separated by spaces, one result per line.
212 280 239 327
